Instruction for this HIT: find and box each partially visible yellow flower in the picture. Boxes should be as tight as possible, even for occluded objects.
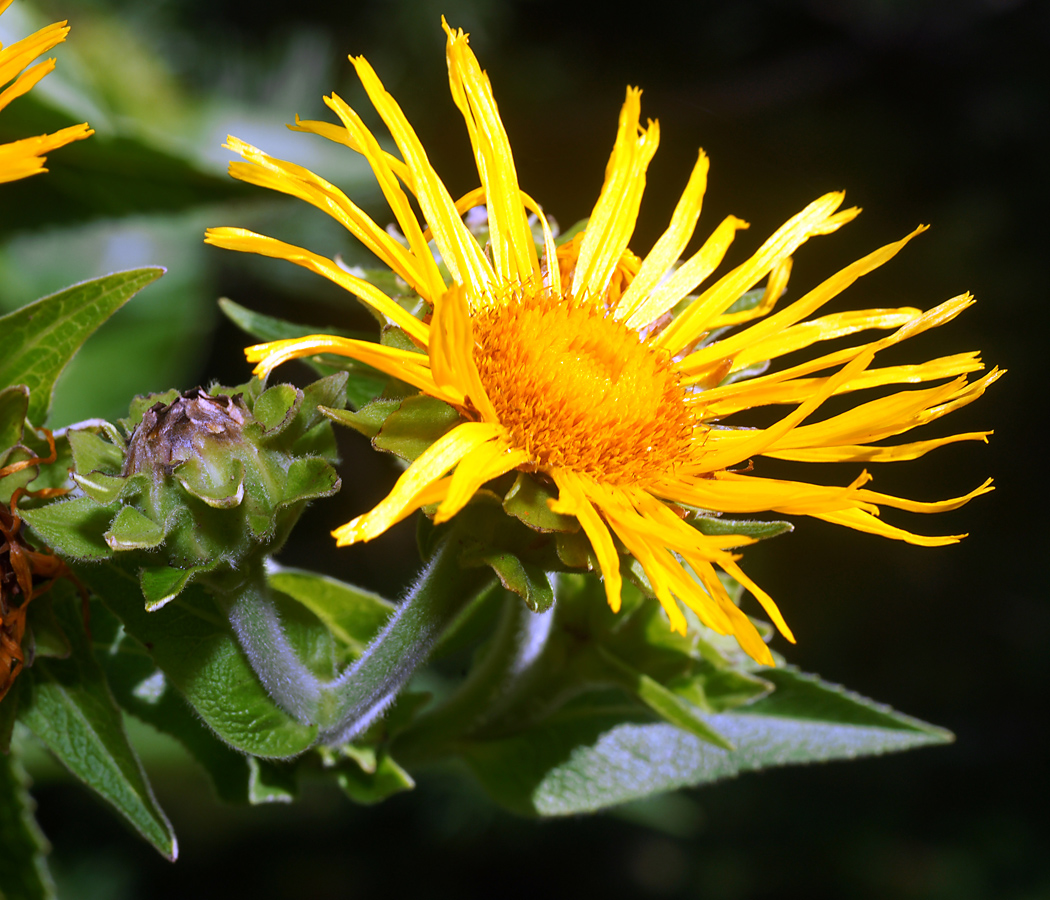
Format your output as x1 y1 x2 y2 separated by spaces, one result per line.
206 21 999 665
0 0 92 184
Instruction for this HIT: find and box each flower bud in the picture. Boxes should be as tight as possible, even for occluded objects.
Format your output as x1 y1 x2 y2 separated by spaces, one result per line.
25 375 345 610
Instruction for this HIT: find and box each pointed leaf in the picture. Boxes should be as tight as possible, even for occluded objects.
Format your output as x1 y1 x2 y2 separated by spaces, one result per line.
0 749 56 900
0 269 164 425
139 566 193 611
465 551 555 614
320 399 400 440
66 429 124 477
247 757 298 805
91 604 253 804
373 395 461 462
104 506 166 551
281 457 340 505
335 751 415 805
690 516 793 542
17 593 177 859
21 496 116 561
252 384 301 435
503 472 579 533
463 694 951 816
594 647 733 750
0 386 29 459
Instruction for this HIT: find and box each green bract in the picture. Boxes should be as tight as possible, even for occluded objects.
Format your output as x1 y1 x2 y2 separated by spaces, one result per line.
23 375 345 610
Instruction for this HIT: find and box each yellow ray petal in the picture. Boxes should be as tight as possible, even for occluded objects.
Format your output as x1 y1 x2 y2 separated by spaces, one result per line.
766 431 992 463
0 57 54 112
705 256 793 331
571 88 659 301
323 92 450 302
223 135 433 297
663 470 878 517
655 192 859 351
717 556 795 643
0 122 92 183
624 215 750 330
813 508 963 546
434 438 531 524
289 114 416 190
430 284 500 421
699 352 985 416
204 228 431 347
760 368 1001 454
549 470 623 613
334 422 505 545
615 150 709 321
244 334 452 400
679 225 927 379
856 477 994 514
443 20 539 284
728 307 922 372
346 60 495 299
0 20 68 85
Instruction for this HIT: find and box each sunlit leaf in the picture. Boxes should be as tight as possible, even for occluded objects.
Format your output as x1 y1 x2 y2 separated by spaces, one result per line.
0 269 164 424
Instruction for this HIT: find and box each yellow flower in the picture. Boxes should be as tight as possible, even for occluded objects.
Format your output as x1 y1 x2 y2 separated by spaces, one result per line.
0 0 92 183
206 21 998 665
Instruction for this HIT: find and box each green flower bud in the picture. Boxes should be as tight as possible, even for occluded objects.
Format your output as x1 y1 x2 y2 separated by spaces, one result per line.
24 375 345 610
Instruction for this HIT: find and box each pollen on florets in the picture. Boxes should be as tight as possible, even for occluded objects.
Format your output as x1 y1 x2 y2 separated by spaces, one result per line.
471 286 695 485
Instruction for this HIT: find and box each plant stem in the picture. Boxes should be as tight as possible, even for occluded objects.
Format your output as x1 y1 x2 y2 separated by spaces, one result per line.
223 525 494 745
393 591 558 765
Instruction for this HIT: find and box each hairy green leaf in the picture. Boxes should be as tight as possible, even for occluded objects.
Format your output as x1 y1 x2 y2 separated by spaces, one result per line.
463 688 951 816
0 269 164 424
17 594 177 859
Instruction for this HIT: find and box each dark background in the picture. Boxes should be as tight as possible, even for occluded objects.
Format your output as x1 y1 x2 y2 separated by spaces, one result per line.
13 0 1048 897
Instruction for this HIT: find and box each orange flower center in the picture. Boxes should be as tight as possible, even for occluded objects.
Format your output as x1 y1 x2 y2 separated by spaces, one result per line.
471 289 694 485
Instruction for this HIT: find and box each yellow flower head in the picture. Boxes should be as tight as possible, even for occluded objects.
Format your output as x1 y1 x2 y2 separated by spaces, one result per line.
0 0 92 183
206 21 999 666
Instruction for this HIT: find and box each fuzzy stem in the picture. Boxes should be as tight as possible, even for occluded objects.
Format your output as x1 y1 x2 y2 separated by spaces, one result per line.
393 591 557 765
224 527 494 745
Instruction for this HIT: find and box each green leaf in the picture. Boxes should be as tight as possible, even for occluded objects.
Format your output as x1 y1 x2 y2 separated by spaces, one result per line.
594 647 733 750
320 398 400 440
373 394 461 462
138 566 193 612
739 667 953 735
281 457 340 505
465 551 555 614
104 506 166 551
83 561 318 758
690 516 794 542
251 384 301 435
91 604 253 804
335 750 415 805
66 428 124 477
503 472 579 533
0 269 164 425
21 496 116 561
267 568 394 659
247 757 298 805
24 593 72 661
16 594 177 859
0 749 56 900
462 690 951 816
